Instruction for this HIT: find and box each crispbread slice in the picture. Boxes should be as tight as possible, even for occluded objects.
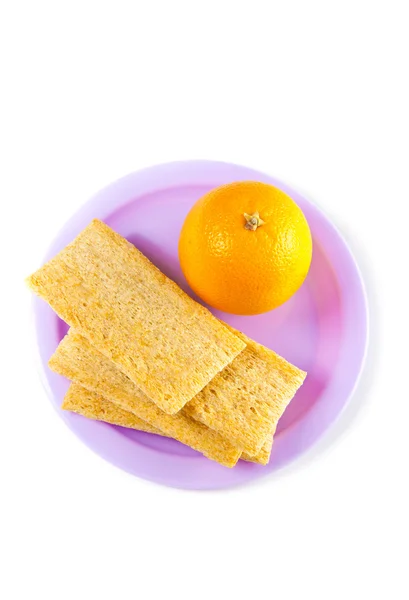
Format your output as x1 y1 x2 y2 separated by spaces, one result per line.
242 435 274 465
51 332 241 468
63 383 271 465
51 325 303 457
184 327 306 455
63 383 164 436
27 219 246 413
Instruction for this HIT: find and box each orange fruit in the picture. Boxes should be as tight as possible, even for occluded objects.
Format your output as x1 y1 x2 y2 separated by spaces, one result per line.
178 181 312 315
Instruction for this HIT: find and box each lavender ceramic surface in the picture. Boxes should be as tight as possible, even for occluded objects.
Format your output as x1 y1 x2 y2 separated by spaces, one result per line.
33 161 368 490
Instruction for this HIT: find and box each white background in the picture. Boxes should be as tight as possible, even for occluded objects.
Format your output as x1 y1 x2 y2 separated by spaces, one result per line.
1 1 408 599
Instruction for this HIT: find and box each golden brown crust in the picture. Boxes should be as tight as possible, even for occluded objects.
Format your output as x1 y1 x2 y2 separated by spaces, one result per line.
63 384 165 435
52 332 241 467
242 435 274 465
184 326 306 455
51 326 304 462
63 382 271 465
27 219 246 414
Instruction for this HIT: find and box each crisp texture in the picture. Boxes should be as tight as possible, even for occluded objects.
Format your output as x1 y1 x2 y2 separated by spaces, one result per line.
51 332 241 467
184 327 306 455
63 383 270 465
242 435 274 465
63 383 164 435
51 326 303 459
27 219 246 413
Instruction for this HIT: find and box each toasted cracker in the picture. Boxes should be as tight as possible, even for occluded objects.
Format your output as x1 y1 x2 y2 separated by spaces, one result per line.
63 382 270 464
27 219 245 413
184 326 306 455
51 326 302 458
51 332 241 467
242 435 274 465
63 383 164 435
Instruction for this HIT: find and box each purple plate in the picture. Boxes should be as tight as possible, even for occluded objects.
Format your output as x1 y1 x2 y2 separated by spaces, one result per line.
32 160 368 490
